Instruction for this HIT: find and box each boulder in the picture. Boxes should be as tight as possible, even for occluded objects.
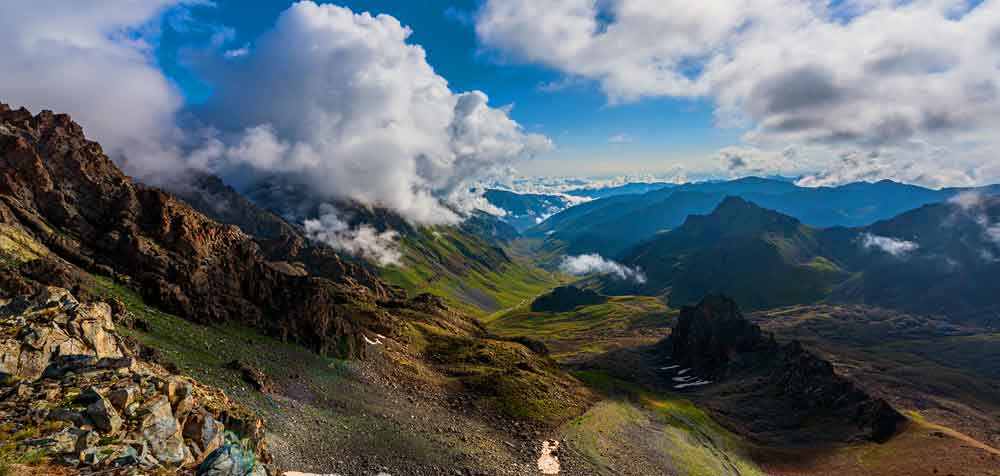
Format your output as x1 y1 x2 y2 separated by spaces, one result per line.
139 395 192 467
109 385 138 411
24 427 79 454
197 443 267 476
226 360 273 394
184 411 225 462
86 391 123 435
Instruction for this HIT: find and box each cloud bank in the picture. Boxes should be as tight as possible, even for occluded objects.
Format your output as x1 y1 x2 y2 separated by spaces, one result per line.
560 254 646 283
191 1 550 224
861 233 919 257
477 0 1000 187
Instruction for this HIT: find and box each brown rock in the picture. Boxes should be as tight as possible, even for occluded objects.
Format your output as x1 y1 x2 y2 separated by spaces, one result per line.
109 386 138 412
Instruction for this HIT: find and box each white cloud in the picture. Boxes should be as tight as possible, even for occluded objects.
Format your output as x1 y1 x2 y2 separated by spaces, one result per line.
477 0 1000 187
0 1 550 232
0 0 194 178
560 254 646 283
608 133 634 144
191 1 551 225
861 233 919 257
303 203 402 266
949 192 1000 244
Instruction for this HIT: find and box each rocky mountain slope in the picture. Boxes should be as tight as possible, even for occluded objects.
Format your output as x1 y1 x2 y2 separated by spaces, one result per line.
0 104 403 359
0 282 270 475
0 104 592 475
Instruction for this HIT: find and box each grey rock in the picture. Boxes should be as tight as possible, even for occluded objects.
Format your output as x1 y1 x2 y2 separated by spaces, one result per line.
196 443 266 476
140 395 191 467
86 391 122 434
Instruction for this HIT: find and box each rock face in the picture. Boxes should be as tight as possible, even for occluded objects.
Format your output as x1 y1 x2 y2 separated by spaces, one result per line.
530 286 608 313
0 103 415 359
662 295 905 443
0 285 271 473
0 286 129 382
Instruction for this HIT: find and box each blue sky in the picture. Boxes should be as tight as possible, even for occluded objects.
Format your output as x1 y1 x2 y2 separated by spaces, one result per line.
155 0 740 177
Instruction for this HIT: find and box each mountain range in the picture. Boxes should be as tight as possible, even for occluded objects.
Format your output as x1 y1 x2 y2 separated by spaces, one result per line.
513 176 1000 260
616 196 1000 324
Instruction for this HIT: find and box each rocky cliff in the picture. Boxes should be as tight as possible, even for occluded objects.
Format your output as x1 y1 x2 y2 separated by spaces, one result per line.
0 104 439 359
662 295 905 443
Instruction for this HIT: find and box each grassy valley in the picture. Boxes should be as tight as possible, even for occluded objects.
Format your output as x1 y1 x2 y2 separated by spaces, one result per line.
380 224 564 316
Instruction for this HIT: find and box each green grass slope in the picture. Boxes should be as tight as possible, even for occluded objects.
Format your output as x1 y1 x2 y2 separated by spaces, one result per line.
624 197 846 310
380 224 564 316
485 295 674 363
561 371 767 476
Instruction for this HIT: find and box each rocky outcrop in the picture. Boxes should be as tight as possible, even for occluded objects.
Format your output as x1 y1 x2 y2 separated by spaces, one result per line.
661 295 905 443
667 294 773 379
530 286 608 313
0 285 270 474
0 104 410 359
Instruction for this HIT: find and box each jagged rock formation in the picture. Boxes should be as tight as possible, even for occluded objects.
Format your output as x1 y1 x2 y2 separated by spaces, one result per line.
0 103 446 359
530 286 608 313
0 285 270 474
662 295 905 443
668 294 770 379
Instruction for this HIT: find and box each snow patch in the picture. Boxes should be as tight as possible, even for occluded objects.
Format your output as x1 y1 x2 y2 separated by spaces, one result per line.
538 440 560 474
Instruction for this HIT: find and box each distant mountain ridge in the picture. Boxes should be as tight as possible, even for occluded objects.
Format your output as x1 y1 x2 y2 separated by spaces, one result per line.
531 176 1000 260
482 189 573 232
616 195 1000 324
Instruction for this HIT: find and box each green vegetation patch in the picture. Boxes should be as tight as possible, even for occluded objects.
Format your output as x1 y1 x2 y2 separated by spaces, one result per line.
425 333 589 424
566 370 767 476
381 226 564 316
485 296 674 361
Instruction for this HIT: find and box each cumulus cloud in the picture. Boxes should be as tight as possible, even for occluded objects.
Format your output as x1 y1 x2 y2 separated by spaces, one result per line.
0 1 554 263
477 0 1000 186
1 1 549 229
560 254 646 283
189 2 551 225
303 204 402 266
861 233 919 257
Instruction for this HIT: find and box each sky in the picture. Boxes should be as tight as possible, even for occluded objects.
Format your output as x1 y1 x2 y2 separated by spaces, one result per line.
1 0 999 228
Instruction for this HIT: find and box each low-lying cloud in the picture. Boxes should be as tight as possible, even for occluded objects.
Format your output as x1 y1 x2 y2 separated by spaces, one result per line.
861 233 919 257
560 254 646 284
949 192 1000 244
303 204 402 266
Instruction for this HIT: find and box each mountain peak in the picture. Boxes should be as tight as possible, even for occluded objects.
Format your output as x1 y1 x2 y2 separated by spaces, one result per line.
683 195 803 237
